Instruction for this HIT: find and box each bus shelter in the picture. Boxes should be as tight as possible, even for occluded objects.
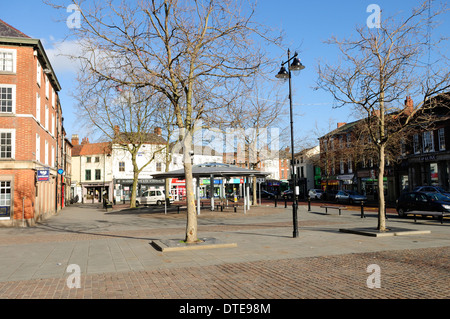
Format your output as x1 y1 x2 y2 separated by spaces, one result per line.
150 162 269 215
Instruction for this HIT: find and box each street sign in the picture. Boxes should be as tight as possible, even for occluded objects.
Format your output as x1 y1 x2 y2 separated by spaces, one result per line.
57 168 64 175
37 169 50 181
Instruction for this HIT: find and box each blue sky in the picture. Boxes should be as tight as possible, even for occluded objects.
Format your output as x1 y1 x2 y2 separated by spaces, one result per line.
2 0 449 148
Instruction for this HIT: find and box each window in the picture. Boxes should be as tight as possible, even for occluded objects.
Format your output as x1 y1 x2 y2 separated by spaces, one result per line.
423 131 434 153
0 49 16 73
413 134 420 154
37 59 41 86
51 114 55 135
348 157 353 173
346 134 351 147
95 169 101 180
36 134 40 162
340 159 345 174
44 140 49 165
339 136 344 148
119 162 125 172
85 170 91 181
438 128 445 151
0 130 14 159
36 93 41 122
45 105 49 130
156 162 162 172
0 85 15 113
52 146 55 167
45 75 49 99
86 157 91 163
95 156 100 163
0 181 12 219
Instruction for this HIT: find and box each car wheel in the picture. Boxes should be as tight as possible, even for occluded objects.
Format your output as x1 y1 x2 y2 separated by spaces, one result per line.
156 200 162 206
136 201 139 207
398 208 406 217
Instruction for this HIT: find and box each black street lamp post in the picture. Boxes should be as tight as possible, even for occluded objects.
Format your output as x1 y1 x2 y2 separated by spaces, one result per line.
275 49 305 238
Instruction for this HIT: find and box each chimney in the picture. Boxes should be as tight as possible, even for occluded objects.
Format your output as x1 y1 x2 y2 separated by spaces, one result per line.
114 125 120 136
154 127 162 136
405 96 414 115
81 137 90 145
71 134 79 146
337 122 346 128
285 147 290 153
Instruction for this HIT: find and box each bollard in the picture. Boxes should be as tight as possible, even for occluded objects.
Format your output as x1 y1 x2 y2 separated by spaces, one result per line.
285 198 287 208
177 205 180 214
275 197 277 207
234 205 237 213
361 201 365 218
308 196 311 212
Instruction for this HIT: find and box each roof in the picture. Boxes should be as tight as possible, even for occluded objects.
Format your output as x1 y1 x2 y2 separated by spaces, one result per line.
72 142 111 157
0 20 62 91
150 162 270 179
0 19 30 38
114 132 166 145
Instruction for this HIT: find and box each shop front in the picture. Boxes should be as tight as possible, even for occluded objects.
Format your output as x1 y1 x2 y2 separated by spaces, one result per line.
408 153 450 190
114 178 165 203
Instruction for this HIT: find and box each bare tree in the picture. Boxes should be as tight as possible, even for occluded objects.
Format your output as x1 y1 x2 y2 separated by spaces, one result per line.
317 1 450 231
75 75 166 208
49 0 282 242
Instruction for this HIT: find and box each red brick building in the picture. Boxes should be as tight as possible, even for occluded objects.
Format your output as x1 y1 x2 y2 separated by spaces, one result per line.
0 20 68 226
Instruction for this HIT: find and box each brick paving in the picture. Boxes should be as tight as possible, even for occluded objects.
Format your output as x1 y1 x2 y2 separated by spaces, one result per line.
0 247 448 299
0 203 448 300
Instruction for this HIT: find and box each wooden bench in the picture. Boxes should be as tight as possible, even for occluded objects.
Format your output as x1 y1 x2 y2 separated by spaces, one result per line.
320 205 348 215
405 211 450 224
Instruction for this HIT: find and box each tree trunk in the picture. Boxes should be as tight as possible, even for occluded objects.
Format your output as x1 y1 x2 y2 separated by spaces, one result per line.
377 145 386 231
183 132 197 243
130 167 139 209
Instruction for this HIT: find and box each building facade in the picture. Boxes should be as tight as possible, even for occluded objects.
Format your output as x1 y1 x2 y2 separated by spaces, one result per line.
71 136 113 204
0 20 67 226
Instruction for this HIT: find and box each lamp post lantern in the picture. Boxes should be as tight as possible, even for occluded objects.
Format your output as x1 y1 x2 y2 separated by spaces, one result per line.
275 49 304 238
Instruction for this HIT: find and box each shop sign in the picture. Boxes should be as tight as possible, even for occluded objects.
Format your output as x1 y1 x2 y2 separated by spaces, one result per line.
37 169 50 181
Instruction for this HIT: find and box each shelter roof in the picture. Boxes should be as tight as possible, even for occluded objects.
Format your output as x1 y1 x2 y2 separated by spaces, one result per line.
150 162 269 179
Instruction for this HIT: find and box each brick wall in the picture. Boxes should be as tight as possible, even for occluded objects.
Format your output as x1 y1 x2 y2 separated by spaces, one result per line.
0 42 62 227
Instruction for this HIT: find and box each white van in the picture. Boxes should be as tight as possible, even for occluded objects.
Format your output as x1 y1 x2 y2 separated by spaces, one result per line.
136 189 174 206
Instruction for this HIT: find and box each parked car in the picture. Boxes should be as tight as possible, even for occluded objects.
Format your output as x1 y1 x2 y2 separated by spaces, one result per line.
136 189 174 206
412 186 450 198
259 190 276 199
335 190 367 204
396 191 450 217
308 189 324 200
281 189 294 199
323 189 338 201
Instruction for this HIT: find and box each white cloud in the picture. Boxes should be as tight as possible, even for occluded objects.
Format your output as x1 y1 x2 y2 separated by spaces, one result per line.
45 39 83 74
